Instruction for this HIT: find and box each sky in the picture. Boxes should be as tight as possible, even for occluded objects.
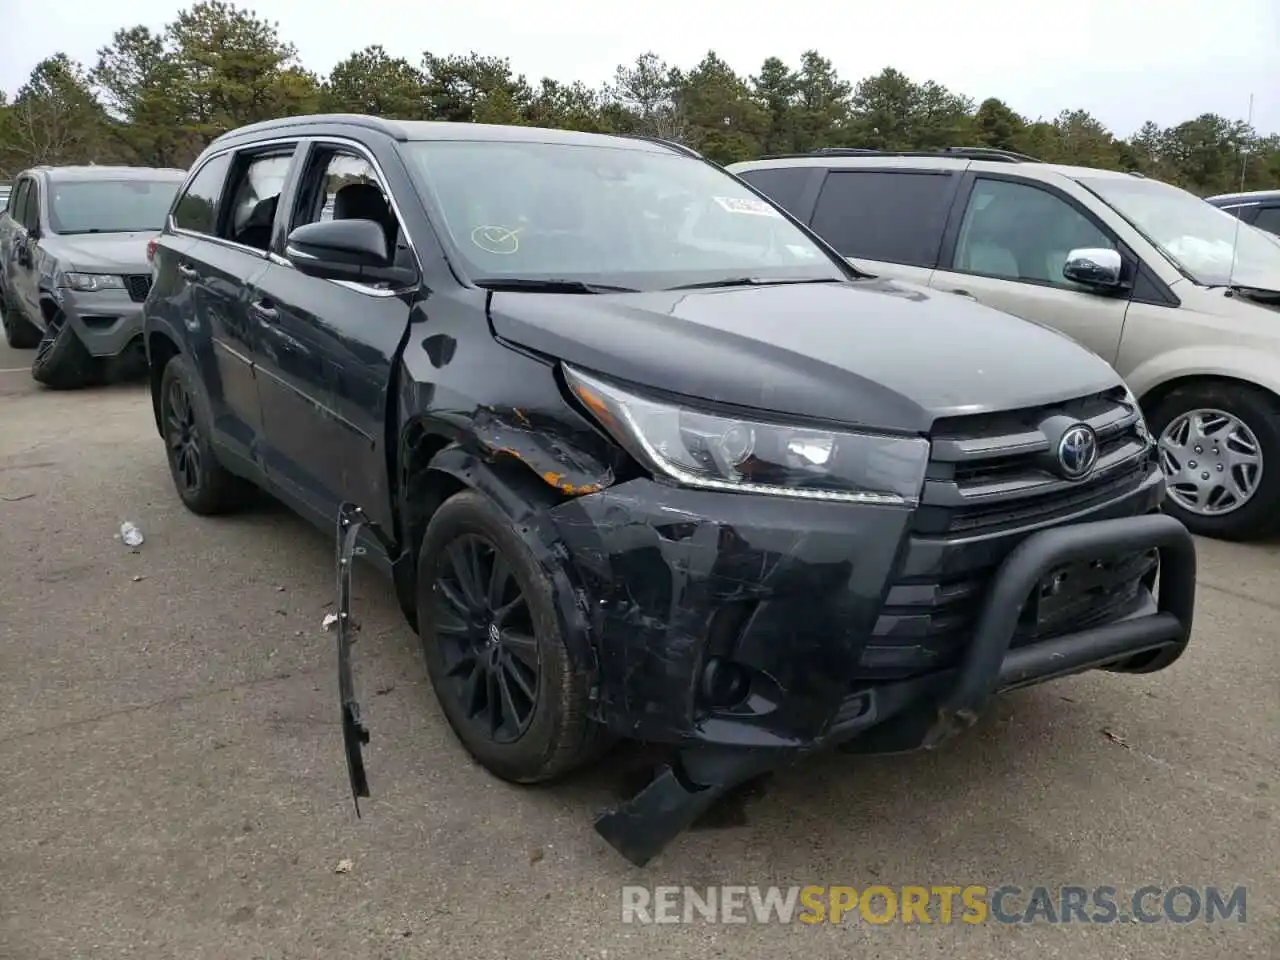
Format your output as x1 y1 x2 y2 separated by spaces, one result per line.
2 0 1277 139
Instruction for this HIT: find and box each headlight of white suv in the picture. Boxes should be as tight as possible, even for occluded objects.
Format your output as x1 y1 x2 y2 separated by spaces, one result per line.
61 272 126 292
564 365 929 505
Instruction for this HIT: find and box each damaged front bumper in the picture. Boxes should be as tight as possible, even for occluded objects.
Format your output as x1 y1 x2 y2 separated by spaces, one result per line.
549 470 1194 865
335 502 397 816
334 463 1196 867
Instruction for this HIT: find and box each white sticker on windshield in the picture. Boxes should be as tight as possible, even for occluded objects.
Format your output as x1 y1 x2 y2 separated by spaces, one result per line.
713 196 783 217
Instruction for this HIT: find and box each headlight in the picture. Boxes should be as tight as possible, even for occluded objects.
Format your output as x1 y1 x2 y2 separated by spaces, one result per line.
564 365 929 505
61 272 125 292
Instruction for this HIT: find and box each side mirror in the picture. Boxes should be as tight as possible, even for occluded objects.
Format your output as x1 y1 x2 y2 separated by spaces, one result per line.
284 219 416 287
1063 247 1124 289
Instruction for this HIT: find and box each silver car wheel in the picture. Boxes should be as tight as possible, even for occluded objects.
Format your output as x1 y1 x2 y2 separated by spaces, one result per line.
1157 407 1263 516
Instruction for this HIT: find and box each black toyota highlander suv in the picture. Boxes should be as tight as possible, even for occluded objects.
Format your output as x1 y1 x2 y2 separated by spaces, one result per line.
142 115 1196 867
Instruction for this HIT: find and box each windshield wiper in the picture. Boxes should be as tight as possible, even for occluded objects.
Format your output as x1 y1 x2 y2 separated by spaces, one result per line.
665 276 846 291
474 277 639 294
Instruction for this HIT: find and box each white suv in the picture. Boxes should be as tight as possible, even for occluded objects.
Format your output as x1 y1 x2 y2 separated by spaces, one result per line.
728 147 1280 542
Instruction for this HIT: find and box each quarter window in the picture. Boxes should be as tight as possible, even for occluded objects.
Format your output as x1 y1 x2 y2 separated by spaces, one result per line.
172 153 231 235
953 178 1115 286
809 170 955 268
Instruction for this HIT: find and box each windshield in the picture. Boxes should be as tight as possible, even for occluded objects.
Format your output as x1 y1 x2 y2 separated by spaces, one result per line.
48 179 182 235
400 139 845 290
1078 176 1280 288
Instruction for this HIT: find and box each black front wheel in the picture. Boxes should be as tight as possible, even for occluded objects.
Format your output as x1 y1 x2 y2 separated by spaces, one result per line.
416 490 609 783
30 308 99 389
159 354 254 515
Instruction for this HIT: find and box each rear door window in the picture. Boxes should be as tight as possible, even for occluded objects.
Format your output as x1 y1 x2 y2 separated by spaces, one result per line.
223 151 295 251
810 170 955 268
1253 205 1280 236
736 167 814 217
172 153 232 235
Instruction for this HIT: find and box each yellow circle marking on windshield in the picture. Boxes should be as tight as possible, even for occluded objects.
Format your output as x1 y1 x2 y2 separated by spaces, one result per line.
471 225 523 255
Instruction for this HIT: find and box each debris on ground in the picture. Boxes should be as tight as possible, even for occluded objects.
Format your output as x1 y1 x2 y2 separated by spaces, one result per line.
118 521 144 547
131 575 146 582
322 612 339 630
528 847 545 864
1 493 35 503
1101 728 1129 748
334 858 354 874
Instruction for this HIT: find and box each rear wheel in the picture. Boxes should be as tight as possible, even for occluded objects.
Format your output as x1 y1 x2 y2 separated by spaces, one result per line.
1148 381 1280 542
416 489 609 783
30 308 99 389
159 354 254 515
1 289 40 349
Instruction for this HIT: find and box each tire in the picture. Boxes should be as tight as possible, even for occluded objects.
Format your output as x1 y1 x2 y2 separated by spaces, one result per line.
1 288 40 349
158 353 254 515
416 489 609 783
1147 380 1280 542
30 307 100 389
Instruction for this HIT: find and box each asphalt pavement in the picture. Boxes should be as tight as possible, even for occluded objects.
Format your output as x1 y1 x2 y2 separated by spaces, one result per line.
1 339 1277 960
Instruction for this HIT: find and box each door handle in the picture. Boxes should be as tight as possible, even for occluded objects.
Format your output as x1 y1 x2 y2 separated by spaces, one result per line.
249 299 279 324
177 263 199 280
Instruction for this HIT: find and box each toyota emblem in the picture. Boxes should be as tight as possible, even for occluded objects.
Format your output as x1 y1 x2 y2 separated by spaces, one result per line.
1057 423 1099 480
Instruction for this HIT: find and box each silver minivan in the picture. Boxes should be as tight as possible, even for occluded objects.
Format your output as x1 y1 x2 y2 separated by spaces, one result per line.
730 149 1280 542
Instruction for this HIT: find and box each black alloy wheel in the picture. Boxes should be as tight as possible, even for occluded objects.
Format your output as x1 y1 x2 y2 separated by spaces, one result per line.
430 533 542 744
165 375 204 499
157 354 254 515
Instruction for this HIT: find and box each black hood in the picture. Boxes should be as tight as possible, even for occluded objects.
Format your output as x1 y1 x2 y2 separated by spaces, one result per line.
487 277 1122 434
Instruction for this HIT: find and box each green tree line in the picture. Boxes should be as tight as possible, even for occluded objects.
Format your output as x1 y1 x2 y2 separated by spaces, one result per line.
1 0 1276 196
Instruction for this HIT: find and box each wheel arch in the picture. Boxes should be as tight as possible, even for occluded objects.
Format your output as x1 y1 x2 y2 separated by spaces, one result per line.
1127 343 1280 416
396 420 598 680
1137 372 1280 420
37 293 59 325
145 329 184 437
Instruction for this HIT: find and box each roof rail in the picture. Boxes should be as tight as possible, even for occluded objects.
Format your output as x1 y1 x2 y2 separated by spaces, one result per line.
782 145 1043 163
207 113 411 147
937 146 1042 162
619 133 704 159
